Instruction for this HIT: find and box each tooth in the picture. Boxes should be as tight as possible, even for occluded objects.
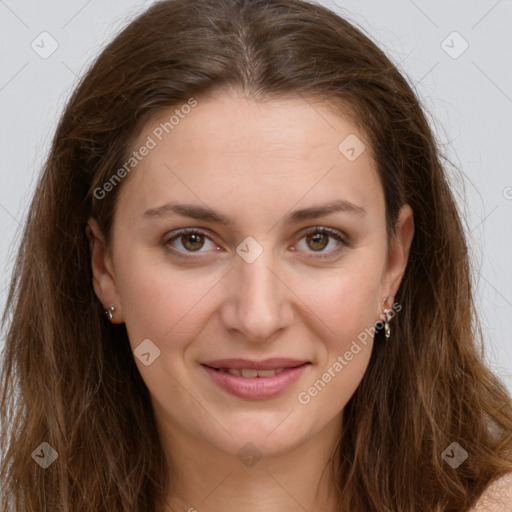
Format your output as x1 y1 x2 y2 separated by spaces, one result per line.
241 369 259 378
217 368 288 377
257 369 277 377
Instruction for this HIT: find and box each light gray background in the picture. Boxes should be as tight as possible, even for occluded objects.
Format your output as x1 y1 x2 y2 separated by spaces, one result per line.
1 0 511 389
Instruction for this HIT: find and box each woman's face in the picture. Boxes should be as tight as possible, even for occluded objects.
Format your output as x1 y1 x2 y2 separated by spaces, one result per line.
89 90 414 459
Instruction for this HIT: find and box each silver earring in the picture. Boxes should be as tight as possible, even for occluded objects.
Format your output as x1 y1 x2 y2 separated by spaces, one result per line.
383 308 391 339
379 296 392 339
104 305 115 321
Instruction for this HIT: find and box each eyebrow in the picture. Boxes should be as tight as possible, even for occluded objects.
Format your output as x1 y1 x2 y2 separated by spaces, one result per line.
142 199 366 227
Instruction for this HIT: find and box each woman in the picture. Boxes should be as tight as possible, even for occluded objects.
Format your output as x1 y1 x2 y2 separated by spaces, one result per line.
1 0 511 510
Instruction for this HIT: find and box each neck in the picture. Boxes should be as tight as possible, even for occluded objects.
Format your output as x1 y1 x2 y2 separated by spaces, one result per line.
155 414 343 512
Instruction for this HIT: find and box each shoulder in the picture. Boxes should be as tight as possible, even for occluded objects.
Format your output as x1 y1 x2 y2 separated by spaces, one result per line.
470 473 512 512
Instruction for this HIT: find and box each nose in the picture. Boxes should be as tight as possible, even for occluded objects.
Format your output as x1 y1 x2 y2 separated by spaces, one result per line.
219 244 295 343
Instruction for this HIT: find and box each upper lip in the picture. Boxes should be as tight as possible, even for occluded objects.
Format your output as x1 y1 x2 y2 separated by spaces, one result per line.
202 358 309 370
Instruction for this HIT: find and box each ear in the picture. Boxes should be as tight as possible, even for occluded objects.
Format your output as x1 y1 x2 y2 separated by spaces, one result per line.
380 204 415 306
86 217 124 324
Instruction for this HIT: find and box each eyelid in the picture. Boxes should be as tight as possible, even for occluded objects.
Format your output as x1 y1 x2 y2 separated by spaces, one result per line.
163 226 349 257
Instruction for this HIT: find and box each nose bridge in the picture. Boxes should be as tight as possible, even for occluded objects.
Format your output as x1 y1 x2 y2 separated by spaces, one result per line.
223 236 293 341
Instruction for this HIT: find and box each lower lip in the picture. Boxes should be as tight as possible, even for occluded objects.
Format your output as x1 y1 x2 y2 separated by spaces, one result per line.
202 364 310 400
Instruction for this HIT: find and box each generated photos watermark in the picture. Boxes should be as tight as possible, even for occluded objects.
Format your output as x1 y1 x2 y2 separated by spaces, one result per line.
297 301 402 405
93 97 198 200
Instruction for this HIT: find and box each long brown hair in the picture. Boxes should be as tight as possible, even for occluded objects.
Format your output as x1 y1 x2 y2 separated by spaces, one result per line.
1 0 511 510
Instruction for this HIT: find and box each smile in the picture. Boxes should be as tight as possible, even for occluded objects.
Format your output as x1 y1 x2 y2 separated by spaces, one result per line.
201 360 311 399
216 368 286 377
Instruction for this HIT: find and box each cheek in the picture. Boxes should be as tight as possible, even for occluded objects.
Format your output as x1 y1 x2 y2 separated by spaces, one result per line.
114 248 223 350
290 255 383 395
297 341 372 431
313 275 378 377
293 261 383 340
295 271 378 420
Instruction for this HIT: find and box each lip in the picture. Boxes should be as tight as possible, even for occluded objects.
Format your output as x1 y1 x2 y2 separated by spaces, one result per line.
201 358 308 370
202 361 310 400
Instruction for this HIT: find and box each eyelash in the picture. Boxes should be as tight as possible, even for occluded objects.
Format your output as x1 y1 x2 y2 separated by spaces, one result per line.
163 226 349 259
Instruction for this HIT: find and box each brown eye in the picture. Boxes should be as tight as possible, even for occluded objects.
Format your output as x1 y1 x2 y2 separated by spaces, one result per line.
305 232 329 251
296 227 347 257
165 229 217 255
181 232 205 252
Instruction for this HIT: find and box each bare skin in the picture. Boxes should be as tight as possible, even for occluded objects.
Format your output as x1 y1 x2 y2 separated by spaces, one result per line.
87 89 415 512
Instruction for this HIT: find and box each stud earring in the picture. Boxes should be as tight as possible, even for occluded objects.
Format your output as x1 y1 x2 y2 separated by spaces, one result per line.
104 305 115 321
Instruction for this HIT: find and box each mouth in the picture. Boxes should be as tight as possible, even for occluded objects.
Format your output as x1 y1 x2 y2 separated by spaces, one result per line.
211 367 289 378
201 359 311 399
202 357 309 371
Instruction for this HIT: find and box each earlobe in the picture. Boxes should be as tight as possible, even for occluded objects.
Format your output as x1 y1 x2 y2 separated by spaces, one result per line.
86 217 123 323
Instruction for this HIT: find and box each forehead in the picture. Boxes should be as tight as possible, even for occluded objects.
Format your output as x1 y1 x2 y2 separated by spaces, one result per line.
139 92 367 162
115 92 383 224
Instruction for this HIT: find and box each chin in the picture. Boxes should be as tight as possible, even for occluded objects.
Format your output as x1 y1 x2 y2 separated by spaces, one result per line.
200 411 311 456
